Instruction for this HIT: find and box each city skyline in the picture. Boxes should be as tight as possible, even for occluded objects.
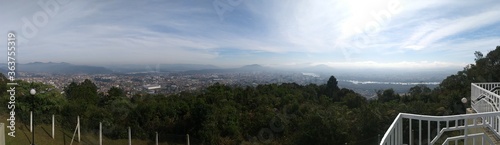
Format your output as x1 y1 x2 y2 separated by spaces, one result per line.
1 0 500 69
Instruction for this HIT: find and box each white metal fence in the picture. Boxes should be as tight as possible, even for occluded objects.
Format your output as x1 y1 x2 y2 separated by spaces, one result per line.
380 112 500 145
380 83 500 145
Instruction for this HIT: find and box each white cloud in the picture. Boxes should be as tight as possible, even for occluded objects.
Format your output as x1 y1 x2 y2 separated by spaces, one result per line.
1 0 499 68
422 37 500 59
313 61 466 69
405 10 500 49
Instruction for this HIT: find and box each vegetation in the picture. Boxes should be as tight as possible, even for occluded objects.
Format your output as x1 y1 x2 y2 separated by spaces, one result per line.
0 46 499 145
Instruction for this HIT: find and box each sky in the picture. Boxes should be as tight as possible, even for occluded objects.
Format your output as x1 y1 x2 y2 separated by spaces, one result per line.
1 0 500 69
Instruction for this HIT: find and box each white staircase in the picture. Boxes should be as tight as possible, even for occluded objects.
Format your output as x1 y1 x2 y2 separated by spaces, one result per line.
380 83 500 145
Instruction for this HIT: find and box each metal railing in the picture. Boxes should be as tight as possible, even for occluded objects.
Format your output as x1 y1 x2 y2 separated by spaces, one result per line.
380 112 500 145
380 83 500 145
471 83 500 113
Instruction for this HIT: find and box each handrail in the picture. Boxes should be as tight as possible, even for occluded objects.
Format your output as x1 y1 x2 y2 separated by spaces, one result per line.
442 133 494 145
472 99 497 113
379 114 402 145
471 83 500 140
380 83 500 145
430 124 486 144
472 83 500 92
380 112 500 145
399 112 500 121
471 83 500 107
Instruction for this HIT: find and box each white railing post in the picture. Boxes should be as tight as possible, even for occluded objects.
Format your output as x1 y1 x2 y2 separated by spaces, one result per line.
437 121 440 141
399 119 403 145
52 114 55 139
30 111 33 133
419 119 421 145
78 116 80 142
409 119 412 145
464 119 468 145
410 129 413 145
482 134 485 144
427 120 430 144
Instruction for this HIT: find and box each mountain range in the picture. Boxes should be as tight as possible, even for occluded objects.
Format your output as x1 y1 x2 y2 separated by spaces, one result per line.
0 62 273 74
0 62 112 74
0 62 458 83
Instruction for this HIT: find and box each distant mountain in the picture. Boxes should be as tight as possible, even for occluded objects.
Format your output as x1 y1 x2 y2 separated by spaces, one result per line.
0 67 7 75
239 64 267 71
303 64 335 73
106 64 220 73
159 64 220 71
184 64 273 74
2 62 113 74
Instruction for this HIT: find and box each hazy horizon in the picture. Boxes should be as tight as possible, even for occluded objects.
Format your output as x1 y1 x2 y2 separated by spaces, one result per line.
4 61 465 72
2 0 500 70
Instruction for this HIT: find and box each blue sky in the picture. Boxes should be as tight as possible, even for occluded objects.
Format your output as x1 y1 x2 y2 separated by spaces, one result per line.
1 0 500 69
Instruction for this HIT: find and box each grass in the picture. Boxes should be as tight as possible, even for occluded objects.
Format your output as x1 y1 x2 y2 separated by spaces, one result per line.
0 114 183 145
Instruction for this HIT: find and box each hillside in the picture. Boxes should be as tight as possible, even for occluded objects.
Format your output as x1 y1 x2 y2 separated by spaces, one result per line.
0 46 498 145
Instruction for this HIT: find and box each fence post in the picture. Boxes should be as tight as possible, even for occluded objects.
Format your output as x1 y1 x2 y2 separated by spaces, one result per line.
156 132 158 145
187 134 190 145
128 127 131 145
100 122 102 145
30 111 33 132
52 114 55 139
0 123 5 145
78 116 80 142
70 116 80 145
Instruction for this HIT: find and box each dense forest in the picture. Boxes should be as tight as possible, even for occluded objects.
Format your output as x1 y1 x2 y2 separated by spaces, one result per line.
0 46 499 145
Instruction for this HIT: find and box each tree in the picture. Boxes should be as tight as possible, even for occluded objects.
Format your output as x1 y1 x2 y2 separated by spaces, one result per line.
0 73 7 97
62 79 101 131
325 76 340 101
108 86 125 98
65 79 99 104
341 92 366 109
484 46 500 81
377 89 399 102
409 84 432 102
474 51 483 61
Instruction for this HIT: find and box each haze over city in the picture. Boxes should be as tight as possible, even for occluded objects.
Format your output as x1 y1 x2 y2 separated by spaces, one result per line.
1 0 500 69
4 0 500 144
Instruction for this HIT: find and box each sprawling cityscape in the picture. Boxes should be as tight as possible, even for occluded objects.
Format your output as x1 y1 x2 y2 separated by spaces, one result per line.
2 0 500 144
14 63 445 98
18 71 326 96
